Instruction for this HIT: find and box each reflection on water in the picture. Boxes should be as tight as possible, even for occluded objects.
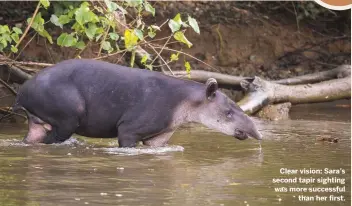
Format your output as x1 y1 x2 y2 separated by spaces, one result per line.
0 102 350 206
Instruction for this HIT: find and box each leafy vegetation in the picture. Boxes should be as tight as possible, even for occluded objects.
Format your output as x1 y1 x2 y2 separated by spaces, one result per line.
0 25 23 53
0 0 201 74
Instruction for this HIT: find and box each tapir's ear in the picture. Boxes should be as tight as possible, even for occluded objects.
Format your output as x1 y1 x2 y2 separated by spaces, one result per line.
205 78 218 100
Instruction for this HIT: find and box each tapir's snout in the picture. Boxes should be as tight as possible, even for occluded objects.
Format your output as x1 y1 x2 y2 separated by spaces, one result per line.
234 115 263 141
247 128 263 140
234 128 262 140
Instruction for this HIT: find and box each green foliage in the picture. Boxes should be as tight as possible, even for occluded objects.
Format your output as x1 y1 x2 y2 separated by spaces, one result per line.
174 31 192 48
57 33 77 47
168 13 199 48
168 14 182 33
40 0 50 9
75 2 99 25
0 25 23 53
27 12 53 44
188 16 200 34
170 53 179 62
294 2 330 21
124 29 139 51
144 2 155 16
2 0 201 74
140 54 148 65
184 61 191 78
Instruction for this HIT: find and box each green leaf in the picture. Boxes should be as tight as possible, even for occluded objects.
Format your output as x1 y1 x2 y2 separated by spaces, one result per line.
151 25 160 31
134 29 144 40
67 8 77 18
0 25 10 34
40 0 50 9
58 15 71 25
184 61 191 78
101 41 112 53
188 16 200 34
141 54 148 65
130 49 136 67
109 32 119 41
38 30 53 44
148 30 156 38
57 33 76 47
144 2 155 16
173 31 192 48
50 15 63 29
124 29 139 51
145 64 153 70
75 2 99 25
170 53 179 62
0 38 8 48
168 19 181 33
12 27 22 34
95 33 103 42
28 12 45 32
104 0 118 12
10 45 18 53
85 23 97 40
75 41 86 50
2 33 11 43
125 0 143 7
71 22 83 33
173 13 182 24
10 33 19 43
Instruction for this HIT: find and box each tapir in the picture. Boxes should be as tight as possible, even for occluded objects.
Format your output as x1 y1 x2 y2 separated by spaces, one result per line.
14 59 262 147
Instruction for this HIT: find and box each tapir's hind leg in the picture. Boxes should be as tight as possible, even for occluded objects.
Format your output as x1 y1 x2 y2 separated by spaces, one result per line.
24 112 53 144
23 85 85 144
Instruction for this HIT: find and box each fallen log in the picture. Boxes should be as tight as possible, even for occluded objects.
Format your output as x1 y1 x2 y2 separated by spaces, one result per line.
167 65 351 87
272 65 351 85
167 70 246 89
238 76 351 114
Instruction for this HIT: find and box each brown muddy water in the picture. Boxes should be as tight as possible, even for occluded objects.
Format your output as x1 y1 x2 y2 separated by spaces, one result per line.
0 101 350 206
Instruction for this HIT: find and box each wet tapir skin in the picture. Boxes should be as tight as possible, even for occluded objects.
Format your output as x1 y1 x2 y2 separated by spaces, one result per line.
15 59 262 147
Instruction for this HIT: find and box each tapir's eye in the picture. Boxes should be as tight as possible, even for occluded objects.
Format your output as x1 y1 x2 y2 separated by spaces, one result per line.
226 110 233 118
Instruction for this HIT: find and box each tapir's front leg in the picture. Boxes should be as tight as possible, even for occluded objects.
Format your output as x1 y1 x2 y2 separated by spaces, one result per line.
142 130 175 147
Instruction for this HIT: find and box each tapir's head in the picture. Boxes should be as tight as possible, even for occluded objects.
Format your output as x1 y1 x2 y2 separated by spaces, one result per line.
195 78 262 141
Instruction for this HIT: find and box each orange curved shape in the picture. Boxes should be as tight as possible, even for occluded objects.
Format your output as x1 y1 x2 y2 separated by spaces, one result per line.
321 0 352 6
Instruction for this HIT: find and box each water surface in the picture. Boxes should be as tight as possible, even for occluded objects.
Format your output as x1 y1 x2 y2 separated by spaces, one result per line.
0 101 350 206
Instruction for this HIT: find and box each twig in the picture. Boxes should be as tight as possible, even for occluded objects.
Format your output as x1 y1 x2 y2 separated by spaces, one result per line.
145 42 174 75
115 50 128 64
14 33 37 61
93 48 128 60
292 2 300 32
13 2 41 50
6 61 53 67
97 25 111 57
44 37 55 63
151 45 219 72
150 34 173 65
75 41 91 59
0 78 17 95
0 108 27 120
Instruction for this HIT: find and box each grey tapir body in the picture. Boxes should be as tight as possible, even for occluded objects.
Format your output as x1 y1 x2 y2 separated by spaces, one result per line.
15 59 262 147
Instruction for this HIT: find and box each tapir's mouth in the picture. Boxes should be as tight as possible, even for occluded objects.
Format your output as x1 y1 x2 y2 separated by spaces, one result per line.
234 129 249 140
234 129 263 141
